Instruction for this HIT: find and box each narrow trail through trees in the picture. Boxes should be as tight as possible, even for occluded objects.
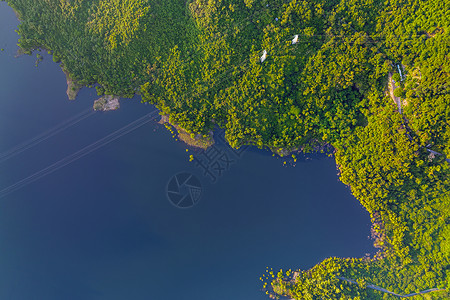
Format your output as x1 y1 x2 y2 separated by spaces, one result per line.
388 70 449 164
337 277 446 298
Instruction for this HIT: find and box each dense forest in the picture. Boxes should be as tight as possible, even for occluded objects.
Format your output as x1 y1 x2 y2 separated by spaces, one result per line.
2 0 449 298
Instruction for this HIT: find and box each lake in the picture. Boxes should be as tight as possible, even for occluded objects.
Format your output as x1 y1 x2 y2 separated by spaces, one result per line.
0 3 374 299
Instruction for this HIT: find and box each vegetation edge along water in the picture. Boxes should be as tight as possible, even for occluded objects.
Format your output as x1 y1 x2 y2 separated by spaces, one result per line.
1 0 449 299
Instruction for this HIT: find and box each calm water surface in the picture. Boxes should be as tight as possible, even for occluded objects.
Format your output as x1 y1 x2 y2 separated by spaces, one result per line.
0 3 374 299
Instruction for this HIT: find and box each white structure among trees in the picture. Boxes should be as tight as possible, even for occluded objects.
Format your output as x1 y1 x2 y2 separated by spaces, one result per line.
397 64 403 80
260 50 267 62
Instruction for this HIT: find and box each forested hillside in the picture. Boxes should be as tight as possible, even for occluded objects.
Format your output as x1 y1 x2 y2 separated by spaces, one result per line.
2 0 449 298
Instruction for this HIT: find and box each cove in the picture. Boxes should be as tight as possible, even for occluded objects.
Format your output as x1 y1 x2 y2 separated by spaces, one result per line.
0 3 374 299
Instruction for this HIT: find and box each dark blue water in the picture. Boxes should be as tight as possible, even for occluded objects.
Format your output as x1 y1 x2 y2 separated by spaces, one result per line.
0 3 374 299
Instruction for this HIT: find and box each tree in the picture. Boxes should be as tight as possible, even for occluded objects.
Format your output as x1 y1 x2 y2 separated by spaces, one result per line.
392 73 401 82
394 87 404 98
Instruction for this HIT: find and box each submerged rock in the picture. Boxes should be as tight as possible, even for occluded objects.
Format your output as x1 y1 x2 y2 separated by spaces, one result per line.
93 95 120 111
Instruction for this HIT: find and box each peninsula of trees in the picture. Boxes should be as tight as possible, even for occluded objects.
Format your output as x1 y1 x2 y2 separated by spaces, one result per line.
3 0 449 298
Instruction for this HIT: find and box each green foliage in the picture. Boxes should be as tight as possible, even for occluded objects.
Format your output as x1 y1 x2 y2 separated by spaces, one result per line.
392 73 401 82
393 87 404 98
52 53 60 63
95 85 104 96
5 0 194 96
87 0 150 50
2 0 449 298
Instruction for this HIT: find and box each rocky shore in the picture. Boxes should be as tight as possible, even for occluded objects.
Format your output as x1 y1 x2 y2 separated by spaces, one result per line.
64 70 82 100
93 95 120 111
158 115 214 150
